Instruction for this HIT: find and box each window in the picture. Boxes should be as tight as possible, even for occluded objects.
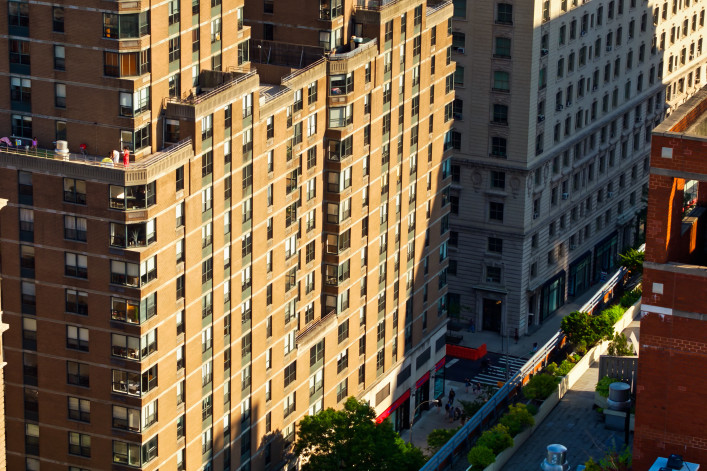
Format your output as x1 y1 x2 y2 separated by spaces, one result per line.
103 50 150 77
489 202 504 221
486 266 502 283
9 1 29 30
67 326 89 351
67 361 90 387
492 104 508 124
491 137 507 157
337 378 348 402
54 45 65 70
12 113 32 139
113 440 140 466
68 432 91 457
497 3 513 24
493 71 510 91
338 319 349 343
64 216 87 242
103 12 150 39
495 37 511 57
284 361 297 388
66 289 88 315
68 397 91 423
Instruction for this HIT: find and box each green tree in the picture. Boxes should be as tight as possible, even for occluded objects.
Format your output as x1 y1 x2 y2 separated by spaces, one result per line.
619 248 644 274
561 311 594 346
607 333 635 356
294 397 426 471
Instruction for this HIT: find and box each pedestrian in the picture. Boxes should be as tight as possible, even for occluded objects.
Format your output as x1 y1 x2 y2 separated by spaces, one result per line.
481 357 491 373
444 402 450 417
514 329 519 344
80 143 87 156
460 409 467 425
454 407 461 421
531 342 539 354
123 147 130 167
448 388 455 406
465 377 472 393
447 405 455 422
31 137 37 150
474 382 482 395
113 149 120 166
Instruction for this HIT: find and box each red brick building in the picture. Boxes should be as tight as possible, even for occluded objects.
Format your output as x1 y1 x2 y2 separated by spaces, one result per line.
634 86 707 470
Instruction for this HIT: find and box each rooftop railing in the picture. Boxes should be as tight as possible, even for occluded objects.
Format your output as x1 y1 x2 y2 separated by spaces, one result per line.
165 69 257 106
0 138 192 170
328 38 377 61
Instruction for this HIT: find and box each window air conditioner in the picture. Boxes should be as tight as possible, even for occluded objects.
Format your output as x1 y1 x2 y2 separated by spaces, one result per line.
562 192 569 200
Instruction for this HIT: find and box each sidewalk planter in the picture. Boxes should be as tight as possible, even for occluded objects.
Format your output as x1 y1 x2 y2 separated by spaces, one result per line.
478 300 640 470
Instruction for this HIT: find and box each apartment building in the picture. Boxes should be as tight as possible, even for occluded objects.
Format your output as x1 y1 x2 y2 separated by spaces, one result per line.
634 87 707 470
0 197 8 471
0 0 454 470
447 0 707 336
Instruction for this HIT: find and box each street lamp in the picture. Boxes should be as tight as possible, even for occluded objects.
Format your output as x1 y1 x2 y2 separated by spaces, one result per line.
408 399 442 446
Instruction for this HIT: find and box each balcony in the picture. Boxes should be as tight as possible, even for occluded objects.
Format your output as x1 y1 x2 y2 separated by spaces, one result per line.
0 139 193 187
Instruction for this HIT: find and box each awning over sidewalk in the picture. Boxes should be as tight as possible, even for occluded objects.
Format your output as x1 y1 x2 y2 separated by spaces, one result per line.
375 389 411 424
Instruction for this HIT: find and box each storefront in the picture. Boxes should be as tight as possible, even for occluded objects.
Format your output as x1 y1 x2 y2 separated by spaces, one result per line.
568 251 592 297
433 358 446 400
540 271 565 322
376 390 411 432
413 372 430 420
593 232 618 281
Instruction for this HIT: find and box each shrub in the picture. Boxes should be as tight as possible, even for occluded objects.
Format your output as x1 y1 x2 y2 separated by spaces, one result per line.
459 399 484 418
522 374 559 401
544 362 558 375
427 427 459 451
620 288 642 308
525 403 539 416
555 359 575 376
499 404 535 436
607 333 635 356
476 424 514 454
467 445 496 470
561 311 594 346
584 446 632 470
596 376 621 398
602 305 626 324
592 311 616 340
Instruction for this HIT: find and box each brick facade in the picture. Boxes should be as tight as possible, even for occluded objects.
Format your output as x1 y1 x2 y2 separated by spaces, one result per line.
635 87 707 470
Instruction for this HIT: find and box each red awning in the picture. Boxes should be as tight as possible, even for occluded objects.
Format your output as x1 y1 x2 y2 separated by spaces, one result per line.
434 357 446 371
415 371 430 389
375 389 411 424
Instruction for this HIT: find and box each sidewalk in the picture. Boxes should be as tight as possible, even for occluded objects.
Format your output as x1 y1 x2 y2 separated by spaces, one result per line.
455 286 603 358
403 279 636 461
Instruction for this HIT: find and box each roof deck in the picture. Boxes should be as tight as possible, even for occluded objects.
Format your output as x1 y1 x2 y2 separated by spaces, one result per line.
0 139 193 186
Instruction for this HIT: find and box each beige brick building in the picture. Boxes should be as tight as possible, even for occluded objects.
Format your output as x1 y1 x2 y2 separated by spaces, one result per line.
0 0 454 470
447 0 707 336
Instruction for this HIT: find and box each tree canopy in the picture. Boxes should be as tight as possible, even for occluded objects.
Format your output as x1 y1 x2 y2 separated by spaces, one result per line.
294 396 426 471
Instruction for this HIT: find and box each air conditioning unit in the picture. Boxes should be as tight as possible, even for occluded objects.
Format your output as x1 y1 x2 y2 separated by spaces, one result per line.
556 104 564 111
538 114 545 122
592 85 598 91
562 192 569 200
541 48 549 56
606 45 613 51
566 101 572 107
215 33 221 41
570 243 577 250
533 212 540 219
580 30 587 37
456 47 466 54
608 191 614 198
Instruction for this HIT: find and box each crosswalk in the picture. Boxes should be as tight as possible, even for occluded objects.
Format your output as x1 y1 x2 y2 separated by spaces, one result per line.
472 356 527 388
